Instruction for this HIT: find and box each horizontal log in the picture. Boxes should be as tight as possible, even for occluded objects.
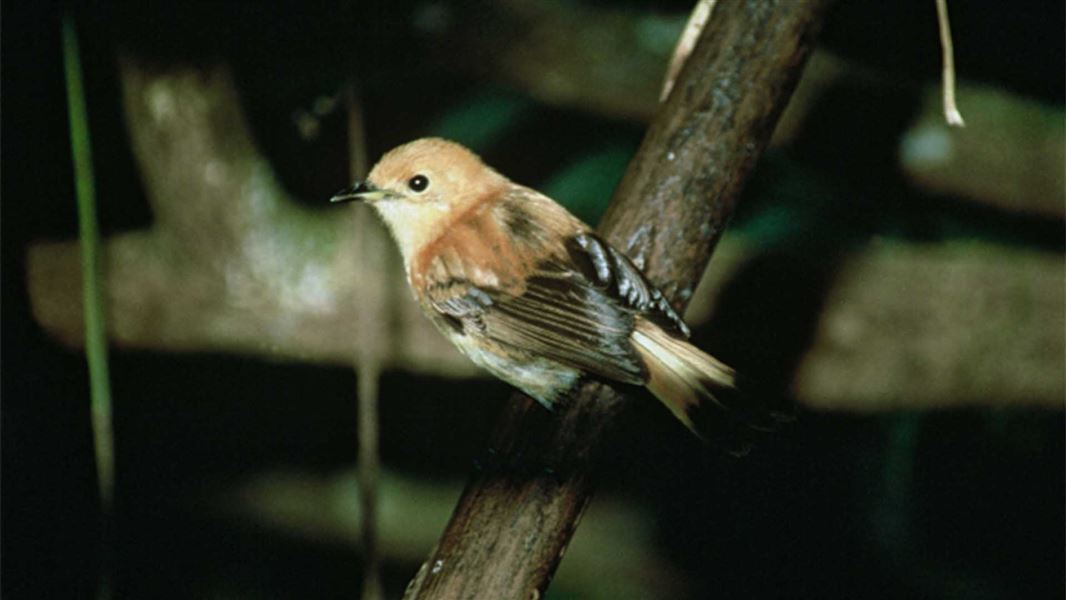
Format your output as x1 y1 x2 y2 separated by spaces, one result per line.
900 84 1065 219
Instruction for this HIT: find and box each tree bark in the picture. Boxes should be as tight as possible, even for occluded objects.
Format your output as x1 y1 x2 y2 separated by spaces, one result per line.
402 1 830 598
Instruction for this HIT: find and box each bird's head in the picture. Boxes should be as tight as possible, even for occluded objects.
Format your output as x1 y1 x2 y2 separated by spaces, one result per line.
332 138 508 261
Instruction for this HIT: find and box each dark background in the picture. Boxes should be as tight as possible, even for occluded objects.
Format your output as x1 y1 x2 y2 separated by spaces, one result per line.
3 1 1063 598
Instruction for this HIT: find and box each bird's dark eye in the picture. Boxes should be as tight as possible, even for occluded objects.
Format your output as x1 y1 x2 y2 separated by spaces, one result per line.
407 174 429 193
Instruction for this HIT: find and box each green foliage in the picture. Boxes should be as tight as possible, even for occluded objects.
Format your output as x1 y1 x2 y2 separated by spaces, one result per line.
429 88 534 151
63 14 115 513
63 14 115 600
542 142 636 225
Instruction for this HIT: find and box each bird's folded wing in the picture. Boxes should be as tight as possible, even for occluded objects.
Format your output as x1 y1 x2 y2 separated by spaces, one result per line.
421 188 689 386
426 267 648 385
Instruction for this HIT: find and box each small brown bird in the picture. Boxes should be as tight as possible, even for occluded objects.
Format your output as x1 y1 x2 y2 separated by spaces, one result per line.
333 138 756 444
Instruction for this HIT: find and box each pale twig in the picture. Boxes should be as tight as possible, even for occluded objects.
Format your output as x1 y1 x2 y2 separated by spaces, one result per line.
660 0 716 102
935 0 965 126
347 83 384 600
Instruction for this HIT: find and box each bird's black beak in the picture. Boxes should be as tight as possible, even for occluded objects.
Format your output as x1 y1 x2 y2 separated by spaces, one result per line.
330 181 387 203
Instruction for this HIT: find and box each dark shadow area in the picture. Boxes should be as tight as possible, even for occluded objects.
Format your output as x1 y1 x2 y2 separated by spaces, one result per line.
701 249 845 416
822 0 1065 103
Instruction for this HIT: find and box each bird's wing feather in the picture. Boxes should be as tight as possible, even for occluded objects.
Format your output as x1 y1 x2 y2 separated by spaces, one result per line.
427 264 647 384
561 232 690 339
421 188 688 385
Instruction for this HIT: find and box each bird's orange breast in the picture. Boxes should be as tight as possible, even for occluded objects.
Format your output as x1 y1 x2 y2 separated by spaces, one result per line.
411 197 527 297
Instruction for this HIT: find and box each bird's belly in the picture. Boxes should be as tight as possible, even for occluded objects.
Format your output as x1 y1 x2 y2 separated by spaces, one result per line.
446 330 580 409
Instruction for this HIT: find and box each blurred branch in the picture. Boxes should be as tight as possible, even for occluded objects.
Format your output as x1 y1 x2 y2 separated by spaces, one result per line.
421 0 1064 217
688 240 1065 411
900 84 1065 218
28 57 473 376
418 0 850 129
402 2 829 598
796 242 1064 409
346 84 384 600
417 0 674 122
25 58 1063 413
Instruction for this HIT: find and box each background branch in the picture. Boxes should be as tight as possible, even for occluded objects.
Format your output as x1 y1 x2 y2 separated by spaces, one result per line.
402 2 830 598
26 40 1063 412
346 84 385 600
420 0 1063 217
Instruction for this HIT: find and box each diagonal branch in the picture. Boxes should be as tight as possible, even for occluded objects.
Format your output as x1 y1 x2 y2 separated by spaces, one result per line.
401 1 831 598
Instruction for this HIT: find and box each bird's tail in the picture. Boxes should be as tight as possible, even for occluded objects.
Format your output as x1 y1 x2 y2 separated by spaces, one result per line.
632 320 773 454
